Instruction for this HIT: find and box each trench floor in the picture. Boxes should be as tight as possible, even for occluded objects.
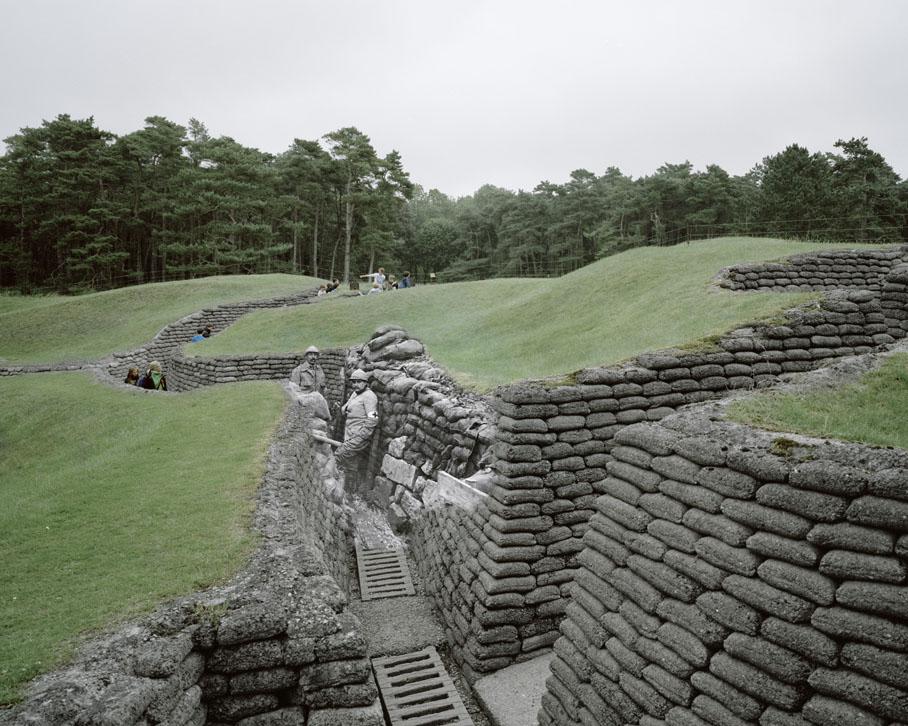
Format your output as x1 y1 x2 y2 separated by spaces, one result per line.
347 497 492 726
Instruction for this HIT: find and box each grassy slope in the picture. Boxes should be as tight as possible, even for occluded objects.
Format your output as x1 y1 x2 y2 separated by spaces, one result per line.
0 294 65 317
727 353 908 449
199 238 893 390
0 374 286 703
0 274 323 365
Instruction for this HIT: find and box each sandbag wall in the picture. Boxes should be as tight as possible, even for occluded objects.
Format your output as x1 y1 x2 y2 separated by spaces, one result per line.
539 414 908 726
719 246 907 292
106 288 318 380
449 286 899 678
167 350 347 405
341 328 495 529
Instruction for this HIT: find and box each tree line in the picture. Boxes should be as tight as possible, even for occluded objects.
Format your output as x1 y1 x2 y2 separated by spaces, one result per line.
1 114 906 292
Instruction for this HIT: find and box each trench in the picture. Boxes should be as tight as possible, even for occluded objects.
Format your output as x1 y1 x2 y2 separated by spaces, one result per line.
5 247 908 726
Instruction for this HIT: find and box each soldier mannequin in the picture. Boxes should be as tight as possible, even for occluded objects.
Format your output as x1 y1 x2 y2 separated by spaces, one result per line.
290 345 326 396
335 370 379 481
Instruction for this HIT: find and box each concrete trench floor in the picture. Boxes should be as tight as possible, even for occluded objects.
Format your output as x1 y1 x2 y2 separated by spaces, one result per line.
347 497 494 726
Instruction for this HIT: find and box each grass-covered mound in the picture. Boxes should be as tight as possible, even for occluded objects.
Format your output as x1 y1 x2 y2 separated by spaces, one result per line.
728 353 908 449
0 274 323 366
0 374 286 703
198 238 891 390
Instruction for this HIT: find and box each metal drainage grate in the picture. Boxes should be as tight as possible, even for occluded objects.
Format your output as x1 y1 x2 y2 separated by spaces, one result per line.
355 541 416 601
372 646 473 725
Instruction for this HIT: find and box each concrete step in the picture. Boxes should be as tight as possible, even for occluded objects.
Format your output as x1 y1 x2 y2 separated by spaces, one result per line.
472 652 554 726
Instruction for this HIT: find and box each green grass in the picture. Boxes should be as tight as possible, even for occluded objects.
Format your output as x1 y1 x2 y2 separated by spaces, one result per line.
0 274 323 366
198 238 894 390
0 293 65 317
727 353 908 449
0 374 286 703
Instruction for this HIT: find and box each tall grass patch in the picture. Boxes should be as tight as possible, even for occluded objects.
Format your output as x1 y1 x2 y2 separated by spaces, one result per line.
0 274 322 365
0 374 285 703
199 239 892 389
728 353 908 448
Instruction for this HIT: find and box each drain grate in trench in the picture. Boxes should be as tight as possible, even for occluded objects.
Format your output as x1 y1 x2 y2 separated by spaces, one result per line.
355 541 416 600
372 646 473 725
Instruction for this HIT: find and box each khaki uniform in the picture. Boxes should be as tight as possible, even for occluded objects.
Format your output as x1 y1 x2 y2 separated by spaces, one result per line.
336 388 379 465
290 361 326 395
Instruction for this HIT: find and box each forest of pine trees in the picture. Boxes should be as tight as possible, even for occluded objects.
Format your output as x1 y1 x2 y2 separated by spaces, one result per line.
1 114 906 292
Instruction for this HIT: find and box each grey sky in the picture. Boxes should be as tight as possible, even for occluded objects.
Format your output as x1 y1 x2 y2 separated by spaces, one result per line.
2 0 906 197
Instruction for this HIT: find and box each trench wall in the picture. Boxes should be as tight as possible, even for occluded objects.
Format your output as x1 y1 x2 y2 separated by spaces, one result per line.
1 395 382 726
414 257 908 682
719 246 907 293
539 413 908 726
105 288 319 380
167 350 347 405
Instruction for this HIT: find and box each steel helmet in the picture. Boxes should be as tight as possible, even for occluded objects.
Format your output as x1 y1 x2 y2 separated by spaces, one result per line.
349 369 369 382
304 346 319 355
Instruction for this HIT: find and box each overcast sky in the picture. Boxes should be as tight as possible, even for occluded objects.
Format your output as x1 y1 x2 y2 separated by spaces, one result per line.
1 0 906 197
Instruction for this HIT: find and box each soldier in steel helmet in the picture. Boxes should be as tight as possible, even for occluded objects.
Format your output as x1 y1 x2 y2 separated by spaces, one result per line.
335 369 379 469
290 345 326 396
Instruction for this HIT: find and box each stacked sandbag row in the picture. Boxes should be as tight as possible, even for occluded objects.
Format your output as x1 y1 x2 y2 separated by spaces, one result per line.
343 327 494 529
106 288 318 380
480 289 902 665
410 494 492 682
167 350 346 403
719 246 908 292
0 362 86 376
197 587 377 725
539 414 908 726
283 393 354 594
881 263 908 339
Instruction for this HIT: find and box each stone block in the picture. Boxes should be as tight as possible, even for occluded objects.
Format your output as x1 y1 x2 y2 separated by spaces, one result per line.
595 494 653 532
662 550 725 589
696 467 757 499
807 522 894 554
607 566 662 612
760 616 838 667
633 636 693 679
627 554 701 602
682 509 752 547
652 455 701 484
758 559 836 605
218 604 288 646
134 632 194 678
801 694 886 726
658 598 728 647
696 591 760 635
808 667 908 721
820 550 906 583
695 537 760 577
847 496 908 531
789 460 867 496
306 702 384 726
746 531 819 567
708 652 805 710
208 641 284 674
835 580 908 619
607 460 662 492
689 671 761 721
648 520 698 553
757 483 847 522
722 500 812 539
812 606 908 651
229 667 297 695
724 632 811 684
207 694 280 722
660 479 724 513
